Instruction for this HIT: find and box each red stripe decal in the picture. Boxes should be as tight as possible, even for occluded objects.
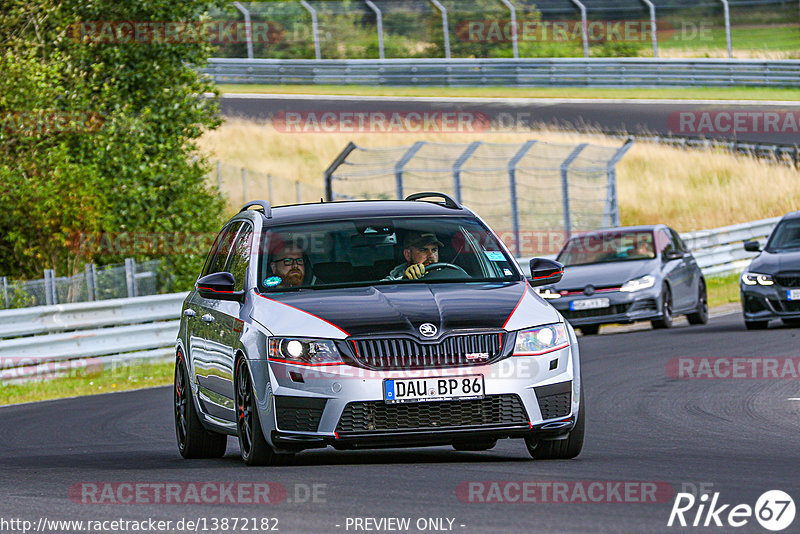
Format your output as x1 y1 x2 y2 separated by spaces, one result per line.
502 287 528 330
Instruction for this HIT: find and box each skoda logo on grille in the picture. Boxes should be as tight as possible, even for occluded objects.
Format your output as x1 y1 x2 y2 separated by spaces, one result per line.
419 323 438 337
583 285 595 296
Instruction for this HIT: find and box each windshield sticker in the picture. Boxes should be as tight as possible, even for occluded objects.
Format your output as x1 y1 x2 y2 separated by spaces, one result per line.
484 251 505 261
503 269 513 276
263 276 282 287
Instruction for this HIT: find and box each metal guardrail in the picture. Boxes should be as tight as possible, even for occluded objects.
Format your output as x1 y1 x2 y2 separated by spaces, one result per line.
204 58 800 88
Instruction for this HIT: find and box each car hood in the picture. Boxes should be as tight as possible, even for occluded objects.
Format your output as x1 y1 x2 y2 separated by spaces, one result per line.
554 260 655 289
251 282 559 339
749 249 800 274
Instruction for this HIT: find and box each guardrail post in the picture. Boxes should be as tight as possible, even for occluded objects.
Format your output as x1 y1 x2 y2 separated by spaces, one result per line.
365 0 385 60
241 167 248 203
85 264 95 302
560 144 588 239
300 0 322 60
394 141 426 200
233 2 254 59
44 269 57 306
452 142 482 205
125 258 137 298
508 141 537 256
720 0 732 58
570 0 589 58
640 0 658 57
429 0 451 59
500 0 519 59
2 276 7 309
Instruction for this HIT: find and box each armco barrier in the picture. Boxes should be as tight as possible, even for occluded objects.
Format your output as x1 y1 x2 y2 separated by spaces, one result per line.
204 58 800 88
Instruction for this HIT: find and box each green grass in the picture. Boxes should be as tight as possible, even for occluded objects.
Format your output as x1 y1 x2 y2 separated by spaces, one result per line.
707 272 741 308
0 360 174 406
216 84 800 101
659 24 800 54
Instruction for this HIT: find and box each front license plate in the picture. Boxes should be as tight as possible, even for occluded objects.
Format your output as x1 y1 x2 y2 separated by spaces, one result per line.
384 375 484 404
570 298 610 311
788 289 800 301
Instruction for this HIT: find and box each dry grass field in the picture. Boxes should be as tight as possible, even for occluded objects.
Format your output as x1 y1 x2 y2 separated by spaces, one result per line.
198 118 800 232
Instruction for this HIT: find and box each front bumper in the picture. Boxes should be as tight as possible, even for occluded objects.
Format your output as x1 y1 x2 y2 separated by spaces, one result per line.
741 283 800 321
249 342 579 452
548 288 663 326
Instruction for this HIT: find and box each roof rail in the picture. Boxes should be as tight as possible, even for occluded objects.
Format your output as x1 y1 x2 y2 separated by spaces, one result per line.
239 200 272 218
404 192 461 210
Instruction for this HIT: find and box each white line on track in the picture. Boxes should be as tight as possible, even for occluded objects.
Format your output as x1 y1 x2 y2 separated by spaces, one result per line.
218 93 800 107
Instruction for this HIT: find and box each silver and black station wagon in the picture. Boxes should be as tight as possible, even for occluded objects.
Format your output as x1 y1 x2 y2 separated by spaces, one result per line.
174 193 584 465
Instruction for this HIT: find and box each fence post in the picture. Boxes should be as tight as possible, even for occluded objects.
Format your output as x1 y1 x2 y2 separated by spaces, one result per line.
216 160 222 191
365 0 385 60
500 0 519 59
452 142 482 205
296 181 302 203
604 139 635 227
233 2 254 59
85 263 95 302
560 144 588 239
429 0 451 59
570 0 589 58
720 0 732 58
125 258 137 298
324 142 358 201
394 141 426 200
2 276 7 309
44 269 57 306
268 174 274 202
241 167 248 204
640 0 658 57
508 141 537 257
300 0 322 60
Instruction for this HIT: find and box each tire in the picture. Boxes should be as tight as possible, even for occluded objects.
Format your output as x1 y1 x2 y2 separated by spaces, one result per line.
652 286 674 329
525 389 585 460
782 318 800 327
578 325 600 336
453 439 497 451
174 351 227 459
745 320 769 330
235 357 277 466
687 281 709 325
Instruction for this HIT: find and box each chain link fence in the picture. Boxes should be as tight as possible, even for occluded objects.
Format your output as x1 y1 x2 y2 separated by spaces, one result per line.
211 161 326 209
325 139 634 257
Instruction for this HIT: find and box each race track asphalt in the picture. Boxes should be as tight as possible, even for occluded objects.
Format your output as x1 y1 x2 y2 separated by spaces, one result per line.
2 312 799 533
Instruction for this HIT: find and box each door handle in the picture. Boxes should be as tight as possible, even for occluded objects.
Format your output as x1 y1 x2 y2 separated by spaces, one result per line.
183 309 196 318
201 314 215 324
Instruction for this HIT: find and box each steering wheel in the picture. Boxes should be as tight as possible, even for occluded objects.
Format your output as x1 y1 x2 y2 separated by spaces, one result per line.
422 262 469 277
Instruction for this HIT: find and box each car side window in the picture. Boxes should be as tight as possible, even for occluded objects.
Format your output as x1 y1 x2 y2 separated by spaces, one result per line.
655 230 673 254
204 222 242 277
226 223 253 292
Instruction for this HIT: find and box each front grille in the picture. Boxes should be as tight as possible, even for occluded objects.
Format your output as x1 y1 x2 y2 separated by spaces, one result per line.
561 303 631 319
274 396 326 432
776 274 800 288
775 300 800 313
350 333 504 370
335 394 528 433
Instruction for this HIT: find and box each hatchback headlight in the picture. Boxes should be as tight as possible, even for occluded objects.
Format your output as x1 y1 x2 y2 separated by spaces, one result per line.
513 323 570 356
741 272 774 286
268 338 344 365
620 274 656 292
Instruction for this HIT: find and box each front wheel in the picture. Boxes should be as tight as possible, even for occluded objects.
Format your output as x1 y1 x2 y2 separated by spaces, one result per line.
174 351 227 459
235 357 278 466
652 286 674 329
687 281 709 325
525 389 584 460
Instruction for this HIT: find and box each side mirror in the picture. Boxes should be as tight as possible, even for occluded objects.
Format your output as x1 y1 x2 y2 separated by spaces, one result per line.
197 272 244 302
744 240 761 253
662 249 684 261
528 258 564 287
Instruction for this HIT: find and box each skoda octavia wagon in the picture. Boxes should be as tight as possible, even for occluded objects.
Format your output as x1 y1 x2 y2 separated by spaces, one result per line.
174 193 583 465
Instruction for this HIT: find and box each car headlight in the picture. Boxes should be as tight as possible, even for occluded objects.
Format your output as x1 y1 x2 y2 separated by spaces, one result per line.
513 323 570 356
741 272 774 286
536 287 562 299
268 338 344 365
620 274 656 292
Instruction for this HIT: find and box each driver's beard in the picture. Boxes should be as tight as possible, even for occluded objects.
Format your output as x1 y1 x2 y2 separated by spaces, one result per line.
285 270 303 286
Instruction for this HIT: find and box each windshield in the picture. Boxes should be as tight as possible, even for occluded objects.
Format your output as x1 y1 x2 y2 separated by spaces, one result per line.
257 216 522 292
765 219 800 252
557 231 656 267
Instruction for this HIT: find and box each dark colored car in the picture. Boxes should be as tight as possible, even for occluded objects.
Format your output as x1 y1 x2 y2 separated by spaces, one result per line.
740 211 800 330
174 193 584 465
539 225 708 335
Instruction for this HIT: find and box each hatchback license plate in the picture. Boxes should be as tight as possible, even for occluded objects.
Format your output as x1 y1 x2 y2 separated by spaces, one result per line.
570 298 610 311
788 289 800 301
383 375 484 404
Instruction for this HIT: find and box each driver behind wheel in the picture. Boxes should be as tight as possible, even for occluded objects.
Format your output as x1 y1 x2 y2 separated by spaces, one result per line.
385 232 444 280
